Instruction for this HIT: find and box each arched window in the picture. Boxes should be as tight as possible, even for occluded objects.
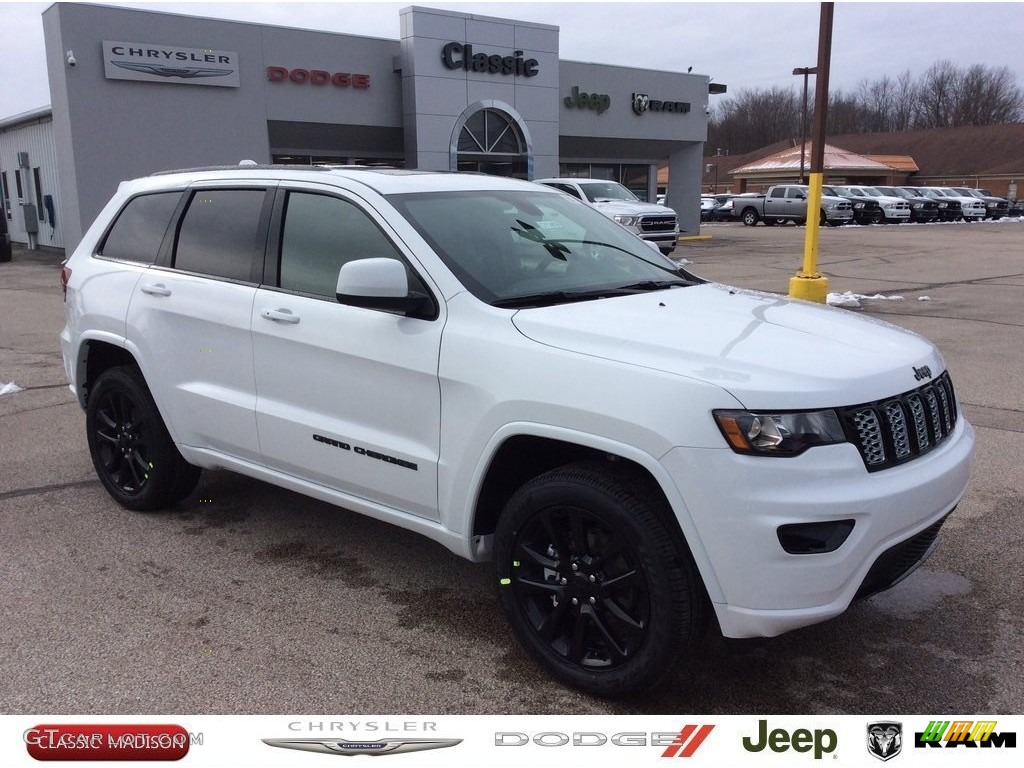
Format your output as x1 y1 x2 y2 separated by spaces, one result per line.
455 107 528 178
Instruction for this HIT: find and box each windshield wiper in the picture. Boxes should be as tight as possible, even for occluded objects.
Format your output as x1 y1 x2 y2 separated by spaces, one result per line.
617 279 697 291
492 280 698 309
492 288 640 309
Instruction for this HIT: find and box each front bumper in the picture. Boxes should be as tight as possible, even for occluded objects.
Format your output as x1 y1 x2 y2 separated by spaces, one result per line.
824 208 855 224
660 416 975 638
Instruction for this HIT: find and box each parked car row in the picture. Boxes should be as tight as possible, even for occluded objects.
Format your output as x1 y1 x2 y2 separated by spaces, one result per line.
712 185 1014 226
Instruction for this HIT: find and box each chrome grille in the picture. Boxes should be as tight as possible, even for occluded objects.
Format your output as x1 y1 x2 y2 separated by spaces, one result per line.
907 394 930 451
639 215 676 233
852 410 886 466
884 401 911 458
841 371 958 472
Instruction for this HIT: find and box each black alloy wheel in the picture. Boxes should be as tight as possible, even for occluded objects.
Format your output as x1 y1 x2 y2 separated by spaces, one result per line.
87 366 200 511
495 463 707 696
93 387 152 495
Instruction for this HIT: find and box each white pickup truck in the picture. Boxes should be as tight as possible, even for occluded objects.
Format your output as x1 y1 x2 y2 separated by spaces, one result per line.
535 178 679 253
60 165 974 696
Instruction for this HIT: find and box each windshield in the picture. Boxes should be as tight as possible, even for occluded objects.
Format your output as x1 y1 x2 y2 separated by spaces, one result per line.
880 187 911 199
857 187 884 197
577 182 640 203
387 189 697 307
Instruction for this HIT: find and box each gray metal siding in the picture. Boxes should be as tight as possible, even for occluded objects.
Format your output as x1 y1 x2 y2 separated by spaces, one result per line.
0 116 65 249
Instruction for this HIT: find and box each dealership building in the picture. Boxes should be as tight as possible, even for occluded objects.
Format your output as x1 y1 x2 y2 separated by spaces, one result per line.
0 2 714 251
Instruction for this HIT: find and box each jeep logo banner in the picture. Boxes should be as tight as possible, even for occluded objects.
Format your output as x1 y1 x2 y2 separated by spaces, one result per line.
103 40 240 87
564 86 610 114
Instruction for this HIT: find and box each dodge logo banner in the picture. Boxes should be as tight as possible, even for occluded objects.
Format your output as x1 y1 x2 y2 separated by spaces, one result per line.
103 41 240 87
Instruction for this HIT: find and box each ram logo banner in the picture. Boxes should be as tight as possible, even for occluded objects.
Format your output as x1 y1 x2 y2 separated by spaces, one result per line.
914 720 1016 748
867 722 902 761
103 41 240 87
632 92 651 114
262 737 462 756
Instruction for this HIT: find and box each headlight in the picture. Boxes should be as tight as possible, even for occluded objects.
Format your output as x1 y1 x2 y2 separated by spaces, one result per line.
613 215 640 226
912 203 923 209
938 202 948 208
853 202 864 209
713 409 847 457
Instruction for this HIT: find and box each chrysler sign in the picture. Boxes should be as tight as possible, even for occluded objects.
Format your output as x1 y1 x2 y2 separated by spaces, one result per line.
103 41 240 87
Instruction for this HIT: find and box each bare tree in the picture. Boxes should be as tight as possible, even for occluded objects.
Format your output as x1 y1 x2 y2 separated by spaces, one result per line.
707 61 1022 155
890 70 917 131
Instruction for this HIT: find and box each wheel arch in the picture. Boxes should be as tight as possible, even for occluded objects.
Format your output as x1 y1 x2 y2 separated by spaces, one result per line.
466 426 725 603
75 334 138 409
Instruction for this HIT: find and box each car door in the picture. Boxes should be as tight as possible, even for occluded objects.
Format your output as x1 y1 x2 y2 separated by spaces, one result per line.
785 186 809 219
125 183 273 462
250 183 443 520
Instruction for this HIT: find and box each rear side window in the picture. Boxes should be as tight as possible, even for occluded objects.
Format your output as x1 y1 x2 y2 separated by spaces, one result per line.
98 192 181 264
174 189 266 281
546 183 583 200
278 192 404 297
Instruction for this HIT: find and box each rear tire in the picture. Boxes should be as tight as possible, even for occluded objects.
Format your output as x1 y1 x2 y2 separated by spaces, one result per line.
86 366 200 511
741 209 759 227
494 462 707 697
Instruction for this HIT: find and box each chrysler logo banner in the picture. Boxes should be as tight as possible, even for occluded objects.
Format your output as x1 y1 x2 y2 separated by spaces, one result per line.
103 41 240 87
262 738 463 756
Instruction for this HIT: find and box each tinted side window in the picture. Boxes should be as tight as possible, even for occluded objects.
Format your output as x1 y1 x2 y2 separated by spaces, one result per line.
770 188 786 198
547 183 582 200
279 192 404 296
174 189 266 281
99 192 181 264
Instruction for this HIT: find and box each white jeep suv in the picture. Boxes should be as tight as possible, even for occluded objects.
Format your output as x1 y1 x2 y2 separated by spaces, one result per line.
60 165 974 696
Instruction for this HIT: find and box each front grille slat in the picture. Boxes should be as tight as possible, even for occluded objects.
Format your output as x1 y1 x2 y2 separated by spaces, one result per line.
639 215 676 232
841 371 958 472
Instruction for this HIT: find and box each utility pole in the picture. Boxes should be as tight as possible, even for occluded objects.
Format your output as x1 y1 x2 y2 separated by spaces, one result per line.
789 2 834 304
792 67 817 185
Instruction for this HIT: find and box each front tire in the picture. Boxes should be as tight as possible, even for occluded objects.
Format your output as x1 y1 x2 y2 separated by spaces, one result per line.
86 366 200 511
494 463 707 696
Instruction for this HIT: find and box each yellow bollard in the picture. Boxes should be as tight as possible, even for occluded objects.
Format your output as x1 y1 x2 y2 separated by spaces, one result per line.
788 172 830 303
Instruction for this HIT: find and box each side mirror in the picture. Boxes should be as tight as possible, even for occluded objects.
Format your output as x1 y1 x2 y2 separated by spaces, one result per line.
336 258 433 317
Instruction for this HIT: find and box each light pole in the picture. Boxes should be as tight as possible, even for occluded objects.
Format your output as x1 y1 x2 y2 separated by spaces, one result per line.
789 3 833 304
792 66 817 185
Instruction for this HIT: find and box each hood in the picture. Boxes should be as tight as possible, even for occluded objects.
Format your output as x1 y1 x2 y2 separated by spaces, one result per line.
511 283 942 410
591 200 676 217
820 194 849 205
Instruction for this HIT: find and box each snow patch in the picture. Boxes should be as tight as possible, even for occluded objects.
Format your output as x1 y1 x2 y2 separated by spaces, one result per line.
0 382 25 396
827 291 905 308
918 296 932 301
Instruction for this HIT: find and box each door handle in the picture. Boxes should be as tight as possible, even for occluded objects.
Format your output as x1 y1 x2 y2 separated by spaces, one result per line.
140 283 172 297
261 308 300 324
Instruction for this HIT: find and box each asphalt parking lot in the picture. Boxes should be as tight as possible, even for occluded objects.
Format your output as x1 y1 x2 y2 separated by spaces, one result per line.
2 219 1023 715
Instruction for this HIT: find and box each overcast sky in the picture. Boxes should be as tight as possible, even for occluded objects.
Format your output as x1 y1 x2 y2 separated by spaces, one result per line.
1 1 1021 119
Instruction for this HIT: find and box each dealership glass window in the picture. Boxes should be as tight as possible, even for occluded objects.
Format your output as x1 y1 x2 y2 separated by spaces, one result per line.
0 171 9 218
278 192 404 297
620 165 650 201
99 192 182 264
174 189 266 281
557 163 651 201
14 169 23 198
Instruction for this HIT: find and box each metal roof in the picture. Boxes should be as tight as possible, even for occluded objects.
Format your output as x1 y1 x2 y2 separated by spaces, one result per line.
731 143 896 175
0 105 52 131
